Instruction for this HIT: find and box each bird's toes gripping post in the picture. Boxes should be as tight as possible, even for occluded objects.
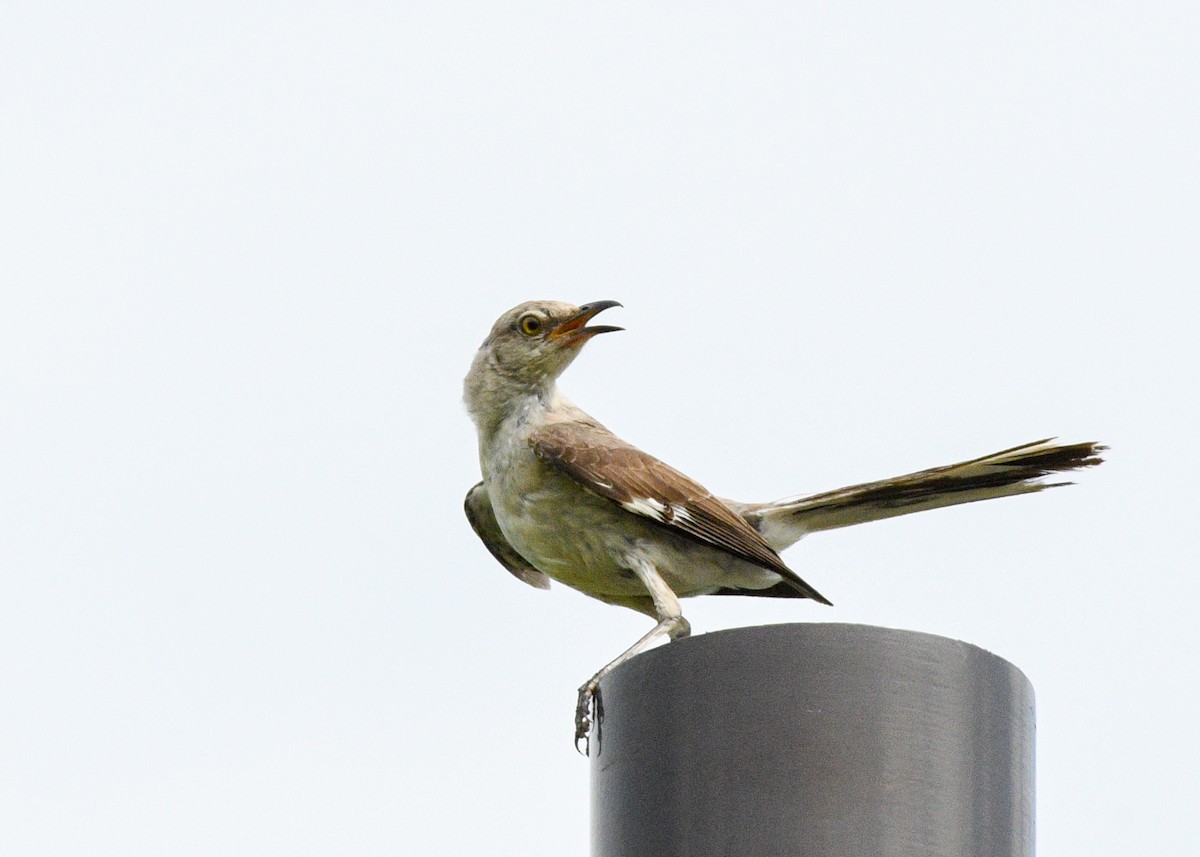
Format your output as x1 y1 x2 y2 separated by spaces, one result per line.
573 613 691 755
575 677 601 755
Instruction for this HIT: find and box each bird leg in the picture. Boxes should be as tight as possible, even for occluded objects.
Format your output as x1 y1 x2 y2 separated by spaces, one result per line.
575 555 690 754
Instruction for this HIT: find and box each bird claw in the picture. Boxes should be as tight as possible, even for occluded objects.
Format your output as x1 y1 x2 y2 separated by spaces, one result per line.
575 680 600 755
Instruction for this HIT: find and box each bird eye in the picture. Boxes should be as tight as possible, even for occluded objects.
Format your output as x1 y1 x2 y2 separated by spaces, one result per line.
518 314 543 337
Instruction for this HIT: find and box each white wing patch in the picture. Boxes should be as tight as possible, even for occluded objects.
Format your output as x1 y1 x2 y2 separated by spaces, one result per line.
669 504 693 523
621 496 668 521
620 498 698 527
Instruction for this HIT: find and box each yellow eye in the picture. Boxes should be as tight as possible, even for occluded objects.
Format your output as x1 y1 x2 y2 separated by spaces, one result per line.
518 314 543 336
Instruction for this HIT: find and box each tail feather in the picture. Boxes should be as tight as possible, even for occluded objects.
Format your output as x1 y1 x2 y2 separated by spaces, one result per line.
742 438 1105 551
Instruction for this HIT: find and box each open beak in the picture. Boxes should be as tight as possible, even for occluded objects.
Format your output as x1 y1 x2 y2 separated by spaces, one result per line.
549 300 624 343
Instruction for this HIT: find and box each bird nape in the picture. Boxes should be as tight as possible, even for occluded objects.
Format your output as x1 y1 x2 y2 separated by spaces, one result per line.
462 299 1105 754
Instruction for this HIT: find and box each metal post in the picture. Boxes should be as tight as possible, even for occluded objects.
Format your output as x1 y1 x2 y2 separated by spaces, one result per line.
590 623 1034 857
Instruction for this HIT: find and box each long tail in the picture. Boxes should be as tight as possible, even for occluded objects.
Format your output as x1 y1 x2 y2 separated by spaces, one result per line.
740 438 1106 552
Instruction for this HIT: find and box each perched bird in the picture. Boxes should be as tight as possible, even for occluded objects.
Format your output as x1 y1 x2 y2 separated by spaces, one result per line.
462 300 1104 752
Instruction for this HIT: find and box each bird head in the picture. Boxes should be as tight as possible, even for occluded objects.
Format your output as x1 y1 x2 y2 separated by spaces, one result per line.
478 299 623 383
464 300 623 429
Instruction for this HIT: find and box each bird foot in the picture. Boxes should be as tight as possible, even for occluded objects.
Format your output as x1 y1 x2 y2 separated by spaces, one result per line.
572 614 689 755
574 678 600 755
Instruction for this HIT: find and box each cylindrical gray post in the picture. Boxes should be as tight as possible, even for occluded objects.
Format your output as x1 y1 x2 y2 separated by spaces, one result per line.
590 623 1034 857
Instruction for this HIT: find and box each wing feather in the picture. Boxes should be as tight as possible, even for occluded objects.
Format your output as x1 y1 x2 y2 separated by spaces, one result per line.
464 482 551 590
530 422 831 604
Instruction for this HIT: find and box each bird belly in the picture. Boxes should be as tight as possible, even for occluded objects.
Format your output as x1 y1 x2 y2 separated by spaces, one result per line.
490 475 652 597
488 460 780 600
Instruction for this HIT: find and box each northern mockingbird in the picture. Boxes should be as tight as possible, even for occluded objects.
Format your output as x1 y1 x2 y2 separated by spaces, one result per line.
463 300 1104 751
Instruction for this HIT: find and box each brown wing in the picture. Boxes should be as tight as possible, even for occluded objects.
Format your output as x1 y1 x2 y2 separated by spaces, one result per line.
464 482 551 590
530 421 831 604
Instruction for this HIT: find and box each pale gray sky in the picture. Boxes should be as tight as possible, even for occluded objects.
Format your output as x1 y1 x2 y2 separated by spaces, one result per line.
2 3 1197 855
